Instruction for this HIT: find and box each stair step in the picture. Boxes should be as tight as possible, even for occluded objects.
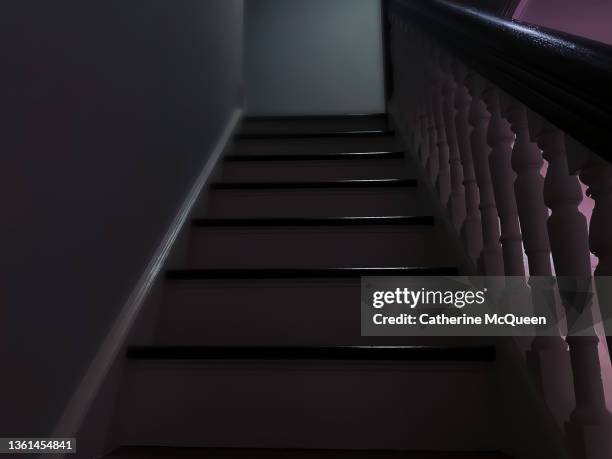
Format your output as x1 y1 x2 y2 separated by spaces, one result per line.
165 267 459 280
233 133 398 155
225 151 404 161
127 345 496 361
192 216 434 227
210 179 417 190
222 153 410 181
104 446 512 458
186 219 452 268
240 113 389 135
203 186 428 218
235 130 395 140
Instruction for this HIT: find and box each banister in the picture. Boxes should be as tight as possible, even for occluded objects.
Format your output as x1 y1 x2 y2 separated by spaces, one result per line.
388 4 612 457
388 0 612 163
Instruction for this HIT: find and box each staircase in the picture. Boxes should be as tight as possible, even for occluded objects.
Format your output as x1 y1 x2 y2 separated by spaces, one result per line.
104 115 509 458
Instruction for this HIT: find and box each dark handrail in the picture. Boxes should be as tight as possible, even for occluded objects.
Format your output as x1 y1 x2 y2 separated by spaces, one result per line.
388 0 612 162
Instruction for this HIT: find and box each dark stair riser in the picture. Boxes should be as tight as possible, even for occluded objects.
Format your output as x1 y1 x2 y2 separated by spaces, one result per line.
235 130 395 140
127 345 496 361
166 267 460 280
192 216 435 227
225 151 404 162
210 179 417 190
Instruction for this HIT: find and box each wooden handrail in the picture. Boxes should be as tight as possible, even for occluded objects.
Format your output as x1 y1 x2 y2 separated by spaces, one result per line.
388 0 612 163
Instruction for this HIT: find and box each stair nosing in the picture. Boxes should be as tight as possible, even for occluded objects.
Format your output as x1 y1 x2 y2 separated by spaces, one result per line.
126 345 496 362
224 151 404 162
191 216 435 227
210 179 417 190
165 267 459 280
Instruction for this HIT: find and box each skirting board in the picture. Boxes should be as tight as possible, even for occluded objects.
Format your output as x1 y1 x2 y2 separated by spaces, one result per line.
49 107 243 452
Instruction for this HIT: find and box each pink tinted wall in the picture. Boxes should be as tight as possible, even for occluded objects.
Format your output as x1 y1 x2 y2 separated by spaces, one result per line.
514 0 612 45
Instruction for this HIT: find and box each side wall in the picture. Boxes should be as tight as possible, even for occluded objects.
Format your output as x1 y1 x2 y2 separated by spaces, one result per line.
1 0 244 437
245 0 386 116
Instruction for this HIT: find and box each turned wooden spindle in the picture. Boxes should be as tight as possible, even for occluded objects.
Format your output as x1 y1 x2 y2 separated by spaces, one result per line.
503 99 573 427
426 96 439 185
483 86 524 276
534 125 591 278
440 55 466 230
400 27 417 147
503 99 551 277
430 47 451 206
466 73 503 275
453 63 483 263
530 119 611 459
415 36 434 171
573 143 612 408
417 97 430 168
503 99 563 339
578 151 612 351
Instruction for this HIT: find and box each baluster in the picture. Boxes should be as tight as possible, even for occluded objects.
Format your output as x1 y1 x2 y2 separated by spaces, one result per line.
418 96 430 168
571 143 612 459
417 34 434 172
466 74 503 275
429 47 450 206
416 37 436 182
483 86 524 275
503 98 552 276
532 121 591 275
453 63 483 264
503 96 574 424
426 95 439 185
401 26 417 148
530 118 611 459
441 55 466 230
577 149 612 337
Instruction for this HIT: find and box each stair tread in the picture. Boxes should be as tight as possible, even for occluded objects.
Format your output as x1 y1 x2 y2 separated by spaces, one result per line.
105 446 510 458
166 267 459 279
236 130 395 140
211 179 417 190
225 151 404 161
243 113 388 122
126 345 496 361
192 216 434 227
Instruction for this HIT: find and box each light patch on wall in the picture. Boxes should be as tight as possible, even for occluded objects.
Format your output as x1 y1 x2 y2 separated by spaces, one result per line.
245 0 385 115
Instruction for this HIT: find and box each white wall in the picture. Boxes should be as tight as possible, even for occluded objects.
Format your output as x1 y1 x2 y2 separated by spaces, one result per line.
245 0 386 116
2 0 243 438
